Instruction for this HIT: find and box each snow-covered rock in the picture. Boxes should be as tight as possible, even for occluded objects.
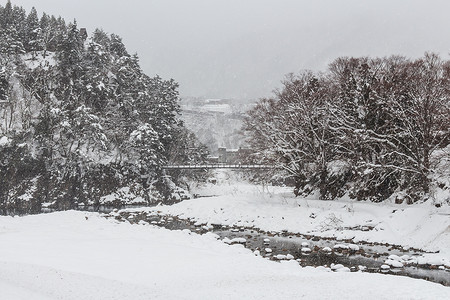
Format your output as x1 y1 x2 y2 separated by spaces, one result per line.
348 244 360 251
385 259 404 268
202 225 213 230
222 237 232 244
400 255 410 261
230 238 246 244
388 254 402 261
330 264 345 271
358 265 367 271
333 244 349 250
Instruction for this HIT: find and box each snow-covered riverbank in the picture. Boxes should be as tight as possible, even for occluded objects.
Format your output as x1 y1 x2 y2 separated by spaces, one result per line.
0 211 449 299
138 173 450 269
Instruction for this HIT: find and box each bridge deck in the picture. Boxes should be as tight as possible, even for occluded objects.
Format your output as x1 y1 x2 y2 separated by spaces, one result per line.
163 164 277 170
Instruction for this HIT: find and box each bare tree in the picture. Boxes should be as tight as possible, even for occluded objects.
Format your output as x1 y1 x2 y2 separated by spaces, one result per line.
244 54 450 202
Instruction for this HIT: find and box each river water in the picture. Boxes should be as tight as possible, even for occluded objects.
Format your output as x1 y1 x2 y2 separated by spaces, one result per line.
108 210 450 286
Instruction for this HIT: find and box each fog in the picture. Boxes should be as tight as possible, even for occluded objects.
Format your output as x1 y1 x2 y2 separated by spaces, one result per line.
6 0 450 99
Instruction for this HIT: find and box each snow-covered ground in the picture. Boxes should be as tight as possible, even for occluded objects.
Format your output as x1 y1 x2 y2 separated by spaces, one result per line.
141 171 450 268
1 211 449 299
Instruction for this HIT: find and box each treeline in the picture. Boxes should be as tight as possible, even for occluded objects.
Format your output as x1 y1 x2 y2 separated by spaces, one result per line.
244 54 449 203
0 1 207 214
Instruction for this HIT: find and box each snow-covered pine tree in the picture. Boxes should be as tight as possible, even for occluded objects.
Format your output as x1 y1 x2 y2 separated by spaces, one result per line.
0 67 8 101
0 2 211 214
25 7 42 55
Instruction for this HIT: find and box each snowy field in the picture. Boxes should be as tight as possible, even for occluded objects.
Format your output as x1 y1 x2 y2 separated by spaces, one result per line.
1 211 450 300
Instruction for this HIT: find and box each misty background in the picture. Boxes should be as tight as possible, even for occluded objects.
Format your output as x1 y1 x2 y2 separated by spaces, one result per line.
6 0 450 100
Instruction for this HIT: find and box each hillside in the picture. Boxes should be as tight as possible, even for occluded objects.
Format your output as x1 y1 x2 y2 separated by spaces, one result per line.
0 2 204 214
180 97 254 153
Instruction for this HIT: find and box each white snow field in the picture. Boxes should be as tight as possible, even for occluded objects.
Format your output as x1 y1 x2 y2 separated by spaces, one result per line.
0 211 449 299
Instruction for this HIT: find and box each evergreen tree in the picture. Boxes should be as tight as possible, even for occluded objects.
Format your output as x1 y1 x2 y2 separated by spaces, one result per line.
82 32 113 110
0 1 13 28
0 67 8 101
110 33 128 57
1 25 25 54
25 7 41 54
0 2 202 213
55 21 84 109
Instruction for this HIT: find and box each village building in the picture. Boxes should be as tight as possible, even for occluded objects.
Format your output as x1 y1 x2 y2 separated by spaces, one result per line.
217 147 252 164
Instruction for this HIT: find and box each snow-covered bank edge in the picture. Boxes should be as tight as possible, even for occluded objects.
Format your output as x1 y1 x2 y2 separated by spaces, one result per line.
1 211 450 299
124 191 450 269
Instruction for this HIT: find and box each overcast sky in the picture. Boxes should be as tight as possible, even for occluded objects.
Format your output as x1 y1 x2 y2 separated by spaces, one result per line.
5 0 450 99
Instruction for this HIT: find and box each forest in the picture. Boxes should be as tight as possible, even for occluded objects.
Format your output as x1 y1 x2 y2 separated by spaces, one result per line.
244 55 450 203
0 1 207 214
1 0 449 215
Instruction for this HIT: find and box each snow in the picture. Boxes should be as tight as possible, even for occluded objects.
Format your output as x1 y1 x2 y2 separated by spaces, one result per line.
1 170 450 298
22 52 56 70
286 254 295 260
334 244 349 250
142 173 450 268
0 211 449 299
201 104 232 114
99 187 147 205
335 267 351 272
349 244 360 251
0 136 10 146
222 237 232 244
230 237 247 244
330 264 345 270
179 98 249 151
384 259 404 268
326 160 350 176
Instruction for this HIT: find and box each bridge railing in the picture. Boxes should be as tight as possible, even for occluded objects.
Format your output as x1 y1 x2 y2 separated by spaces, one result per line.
162 164 278 170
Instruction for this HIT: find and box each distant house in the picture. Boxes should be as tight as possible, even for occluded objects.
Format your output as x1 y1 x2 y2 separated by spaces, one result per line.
207 156 219 164
79 28 88 41
217 147 252 164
